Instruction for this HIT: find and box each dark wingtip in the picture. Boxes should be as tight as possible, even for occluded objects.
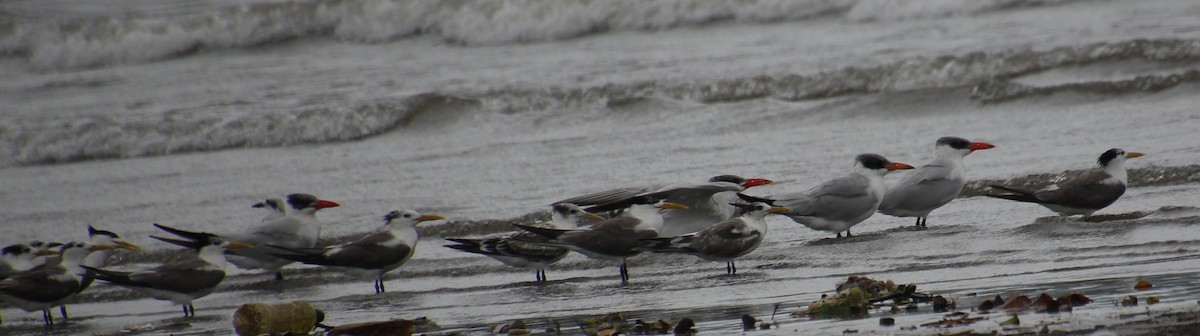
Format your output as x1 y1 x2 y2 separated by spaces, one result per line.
735 193 775 205
149 235 199 249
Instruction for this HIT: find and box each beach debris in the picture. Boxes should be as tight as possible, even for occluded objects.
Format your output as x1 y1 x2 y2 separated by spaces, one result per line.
1121 295 1139 307
577 312 687 336
1135 280 1153 290
629 319 672 334
801 275 935 319
490 320 529 335
1147 296 1161 305
977 299 994 312
327 319 416 336
879 317 895 326
233 300 320 336
999 314 1019 326
932 295 953 312
919 312 985 328
741 314 757 331
1059 293 1091 306
1000 294 1033 311
673 318 696 335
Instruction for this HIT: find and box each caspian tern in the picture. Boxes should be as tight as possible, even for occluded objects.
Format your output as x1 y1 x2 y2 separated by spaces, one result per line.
445 203 604 282
270 210 444 294
514 196 687 284
154 193 339 281
556 175 773 236
740 154 914 238
987 148 1145 219
878 137 995 227
89 233 252 317
638 202 791 274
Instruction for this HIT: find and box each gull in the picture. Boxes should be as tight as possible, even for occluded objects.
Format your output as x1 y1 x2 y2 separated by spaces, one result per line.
87 231 251 317
878 136 995 227
270 210 444 294
987 148 1145 219
638 202 791 274
445 203 604 282
514 197 687 284
740 154 913 238
557 175 773 236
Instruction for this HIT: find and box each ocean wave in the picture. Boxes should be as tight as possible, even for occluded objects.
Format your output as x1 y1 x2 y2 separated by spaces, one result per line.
0 0 1083 71
6 38 1200 167
3 93 477 166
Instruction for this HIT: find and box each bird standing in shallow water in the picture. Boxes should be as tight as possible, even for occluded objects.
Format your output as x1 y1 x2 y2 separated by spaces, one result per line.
987 148 1145 219
878 137 995 228
270 209 444 294
741 154 914 238
445 203 604 282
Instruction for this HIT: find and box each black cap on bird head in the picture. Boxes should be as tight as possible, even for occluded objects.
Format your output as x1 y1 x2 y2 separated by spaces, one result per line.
936 136 971 150
2 244 32 256
1098 148 1124 167
287 193 320 210
855 154 891 170
708 175 747 184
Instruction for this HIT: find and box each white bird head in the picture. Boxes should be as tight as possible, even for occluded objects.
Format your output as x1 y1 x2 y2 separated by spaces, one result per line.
383 210 445 228
549 203 605 229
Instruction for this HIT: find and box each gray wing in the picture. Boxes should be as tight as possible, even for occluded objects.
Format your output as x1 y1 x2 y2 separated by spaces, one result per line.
558 217 652 257
689 218 762 259
776 175 876 221
131 259 226 293
879 164 964 213
652 182 743 208
554 183 672 206
1035 171 1126 210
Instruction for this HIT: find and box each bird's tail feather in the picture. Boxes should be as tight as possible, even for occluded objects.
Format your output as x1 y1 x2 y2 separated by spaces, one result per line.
986 185 1044 204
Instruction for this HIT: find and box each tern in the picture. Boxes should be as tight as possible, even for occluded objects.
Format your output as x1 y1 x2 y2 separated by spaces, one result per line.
0 242 114 326
154 193 339 280
270 210 444 294
514 197 688 284
86 232 251 317
638 202 791 274
556 175 773 236
878 137 995 227
0 244 36 280
445 203 604 282
987 148 1145 219
740 154 914 238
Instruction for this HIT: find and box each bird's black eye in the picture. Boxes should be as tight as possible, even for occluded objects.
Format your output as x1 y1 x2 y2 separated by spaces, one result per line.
404 213 413 218
571 210 580 214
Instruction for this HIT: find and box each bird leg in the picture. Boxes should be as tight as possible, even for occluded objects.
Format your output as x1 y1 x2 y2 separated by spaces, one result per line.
914 217 921 227
845 230 853 237
42 308 53 326
188 304 196 317
182 305 189 317
60 305 69 321
619 261 629 285
727 261 738 275
274 271 284 282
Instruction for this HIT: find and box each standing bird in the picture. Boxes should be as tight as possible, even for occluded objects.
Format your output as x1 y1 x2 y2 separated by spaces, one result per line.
556 175 774 236
514 197 688 284
878 137 995 227
154 193 340 281
58 226 144 320
0 244 36 280
86 232 251 317
270 210 444 294
0 242 115 326
444 203 604 282
741 154 914 238
638 202 791 274
987 148 1145 219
